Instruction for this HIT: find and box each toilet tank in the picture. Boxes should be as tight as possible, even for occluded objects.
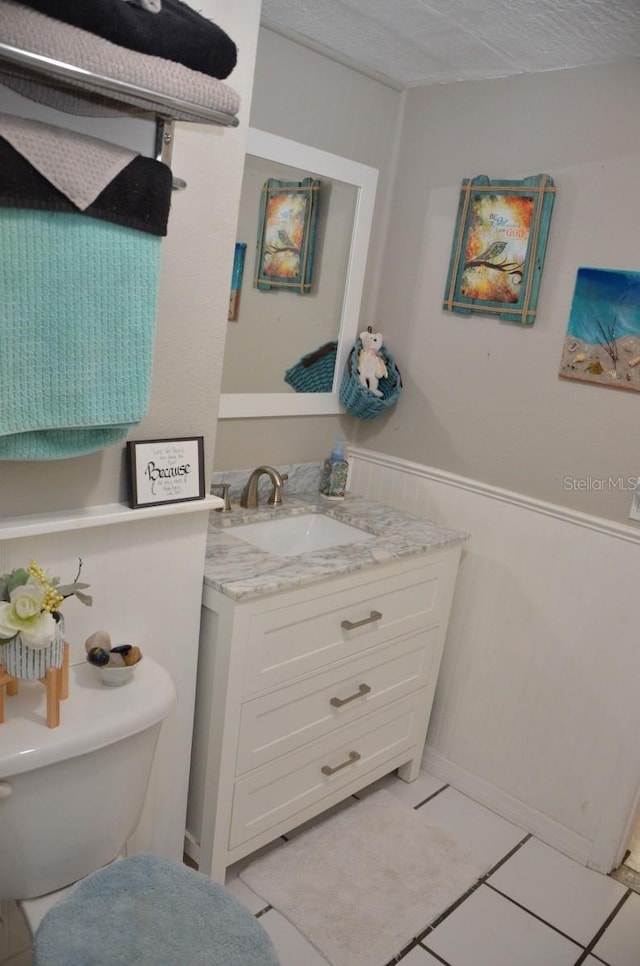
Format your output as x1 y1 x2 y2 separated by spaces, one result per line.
0 657 177 900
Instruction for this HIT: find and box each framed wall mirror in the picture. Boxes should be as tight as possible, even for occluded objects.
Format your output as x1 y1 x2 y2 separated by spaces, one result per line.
218 128 378 418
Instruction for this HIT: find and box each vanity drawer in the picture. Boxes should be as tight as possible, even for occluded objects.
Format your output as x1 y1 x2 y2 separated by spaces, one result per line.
230 692 425 849
237 626 440 774
243 556 454 696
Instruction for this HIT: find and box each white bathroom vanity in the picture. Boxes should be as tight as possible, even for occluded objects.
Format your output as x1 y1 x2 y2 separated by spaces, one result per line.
186 494 466 882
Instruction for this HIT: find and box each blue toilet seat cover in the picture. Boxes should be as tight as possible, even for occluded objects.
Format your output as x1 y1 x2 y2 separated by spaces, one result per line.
32 853 280 966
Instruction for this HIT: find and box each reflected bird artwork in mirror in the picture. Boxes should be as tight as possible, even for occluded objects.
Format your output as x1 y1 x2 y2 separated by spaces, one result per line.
255 177 321 294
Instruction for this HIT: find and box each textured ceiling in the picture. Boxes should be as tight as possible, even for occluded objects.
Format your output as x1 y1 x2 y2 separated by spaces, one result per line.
260 0 640 89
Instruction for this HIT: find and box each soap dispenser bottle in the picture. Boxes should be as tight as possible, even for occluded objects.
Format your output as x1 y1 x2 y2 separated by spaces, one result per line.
320 439 349 498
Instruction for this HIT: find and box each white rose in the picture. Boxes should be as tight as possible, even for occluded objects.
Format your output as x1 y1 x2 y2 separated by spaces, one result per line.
0 581 57 648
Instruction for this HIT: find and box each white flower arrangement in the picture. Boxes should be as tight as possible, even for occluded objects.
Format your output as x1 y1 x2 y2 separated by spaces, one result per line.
0 559 91 650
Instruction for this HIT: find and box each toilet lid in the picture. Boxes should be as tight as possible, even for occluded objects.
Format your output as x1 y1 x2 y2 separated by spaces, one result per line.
32 853 280 966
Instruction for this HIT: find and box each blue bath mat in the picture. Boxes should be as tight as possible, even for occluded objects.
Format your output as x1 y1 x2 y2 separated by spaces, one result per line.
33 853 280 966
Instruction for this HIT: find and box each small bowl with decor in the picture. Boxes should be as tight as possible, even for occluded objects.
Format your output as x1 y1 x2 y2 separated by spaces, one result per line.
85 631 143 687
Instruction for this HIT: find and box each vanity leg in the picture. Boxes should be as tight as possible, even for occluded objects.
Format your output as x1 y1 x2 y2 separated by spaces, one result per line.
397 756 421 783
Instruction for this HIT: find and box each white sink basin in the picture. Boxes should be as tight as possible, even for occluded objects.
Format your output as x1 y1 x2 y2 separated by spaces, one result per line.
230 513 374 557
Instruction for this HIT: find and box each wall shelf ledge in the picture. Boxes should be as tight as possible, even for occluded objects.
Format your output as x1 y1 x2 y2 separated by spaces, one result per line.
0 495 222 541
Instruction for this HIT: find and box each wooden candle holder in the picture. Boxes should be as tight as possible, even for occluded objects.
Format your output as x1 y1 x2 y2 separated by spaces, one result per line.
0 642 70 728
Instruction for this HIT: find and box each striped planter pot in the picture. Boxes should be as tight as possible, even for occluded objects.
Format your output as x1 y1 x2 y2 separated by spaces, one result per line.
1 617 65 679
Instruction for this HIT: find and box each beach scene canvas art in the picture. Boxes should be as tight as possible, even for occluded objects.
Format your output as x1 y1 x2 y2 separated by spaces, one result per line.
559 267 640 392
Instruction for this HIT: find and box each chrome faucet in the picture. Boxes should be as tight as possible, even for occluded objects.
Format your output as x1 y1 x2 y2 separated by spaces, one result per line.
240 466 288 509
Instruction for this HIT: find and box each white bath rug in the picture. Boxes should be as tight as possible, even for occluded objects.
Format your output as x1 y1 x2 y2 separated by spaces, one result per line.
239 789 487 966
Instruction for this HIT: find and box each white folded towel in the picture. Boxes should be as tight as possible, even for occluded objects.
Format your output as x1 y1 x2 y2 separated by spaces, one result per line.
0 0 240 121
0 113 136 209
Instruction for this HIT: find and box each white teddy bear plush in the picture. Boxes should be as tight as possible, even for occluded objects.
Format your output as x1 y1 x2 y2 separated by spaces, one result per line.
357 330 388 397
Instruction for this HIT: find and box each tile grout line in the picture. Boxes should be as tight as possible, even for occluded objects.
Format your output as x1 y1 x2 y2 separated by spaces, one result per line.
420 835 532 933
415 949 453 966
388 833 534 962
569 889 632 966
411 783 450 810
484 881 586 951
384 941 454 966
584 954 615 966
408 802 636 966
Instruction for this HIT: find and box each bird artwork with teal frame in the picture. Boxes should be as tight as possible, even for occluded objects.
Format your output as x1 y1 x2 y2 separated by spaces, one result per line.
254 177 321 294
443 174 556 324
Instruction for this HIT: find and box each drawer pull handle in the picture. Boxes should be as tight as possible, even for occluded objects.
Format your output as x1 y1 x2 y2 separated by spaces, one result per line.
341 610 382 631
321 751 361 776
330 683 371 708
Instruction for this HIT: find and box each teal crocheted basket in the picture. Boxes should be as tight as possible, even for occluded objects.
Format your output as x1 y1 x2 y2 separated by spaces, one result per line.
339 340 402 420
284 341 337 393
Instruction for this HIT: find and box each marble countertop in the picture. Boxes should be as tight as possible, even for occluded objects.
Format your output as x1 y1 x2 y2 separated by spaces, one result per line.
203 491 467 602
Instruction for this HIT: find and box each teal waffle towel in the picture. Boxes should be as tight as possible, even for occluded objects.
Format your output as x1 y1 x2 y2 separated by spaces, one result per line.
0 208 160 459
32 853 281 966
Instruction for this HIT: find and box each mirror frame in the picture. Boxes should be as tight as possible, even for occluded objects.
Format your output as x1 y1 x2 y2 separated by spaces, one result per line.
218 128 379 418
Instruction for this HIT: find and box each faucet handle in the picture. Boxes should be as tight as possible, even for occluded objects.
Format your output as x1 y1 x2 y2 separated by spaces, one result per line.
211 482 232 512
268 472 289 506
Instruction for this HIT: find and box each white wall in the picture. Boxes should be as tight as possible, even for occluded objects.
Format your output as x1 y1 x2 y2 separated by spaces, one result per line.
215 51 640 529
352 58 640 528
343 66 640 873
349 448 640 873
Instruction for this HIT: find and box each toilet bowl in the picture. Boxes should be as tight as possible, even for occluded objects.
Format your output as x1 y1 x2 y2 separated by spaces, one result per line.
0 655 280 965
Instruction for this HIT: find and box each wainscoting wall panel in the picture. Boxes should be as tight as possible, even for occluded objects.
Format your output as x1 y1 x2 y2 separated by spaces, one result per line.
348 448 640 873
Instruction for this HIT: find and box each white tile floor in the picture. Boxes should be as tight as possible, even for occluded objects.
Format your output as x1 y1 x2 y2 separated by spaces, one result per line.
224 769 640 966
4 769 639 966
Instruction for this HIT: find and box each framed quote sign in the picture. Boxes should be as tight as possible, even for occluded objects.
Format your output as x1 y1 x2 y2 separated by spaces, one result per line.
126 436 205 509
